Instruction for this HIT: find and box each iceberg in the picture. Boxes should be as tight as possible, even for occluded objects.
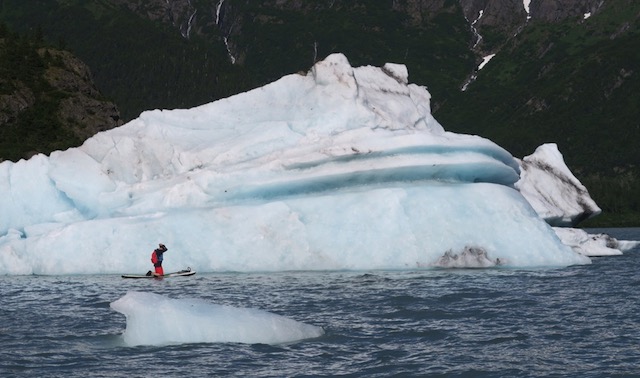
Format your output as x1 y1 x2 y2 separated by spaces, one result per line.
553 227 627 257
0 53 590 275
515 144 638 256
110 291 324 346
515 143 601 227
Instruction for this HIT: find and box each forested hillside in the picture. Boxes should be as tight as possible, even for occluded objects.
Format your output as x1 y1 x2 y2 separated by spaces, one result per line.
0 22 121 161
437 2 640 226
0 0 638 225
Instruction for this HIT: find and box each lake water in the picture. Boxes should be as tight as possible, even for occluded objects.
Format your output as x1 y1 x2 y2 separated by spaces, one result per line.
2 228 639 377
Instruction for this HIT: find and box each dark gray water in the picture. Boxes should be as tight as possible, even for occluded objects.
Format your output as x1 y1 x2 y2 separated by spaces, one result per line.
1 228 639 377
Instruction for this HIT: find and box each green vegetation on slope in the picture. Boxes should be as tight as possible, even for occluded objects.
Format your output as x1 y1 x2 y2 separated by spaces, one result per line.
436 5 640 226
0 23 81 160
0 0 475 122
1 0 242 121
1 1 638 225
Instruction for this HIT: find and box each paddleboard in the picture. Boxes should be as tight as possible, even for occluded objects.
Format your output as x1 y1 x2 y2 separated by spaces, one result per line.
122 268 196 279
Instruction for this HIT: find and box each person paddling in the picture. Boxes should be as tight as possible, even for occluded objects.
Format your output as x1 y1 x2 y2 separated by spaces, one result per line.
149 243 168 276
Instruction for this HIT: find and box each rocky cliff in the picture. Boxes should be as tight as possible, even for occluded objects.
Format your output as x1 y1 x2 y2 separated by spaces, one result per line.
40 48 122 140
0 38 122 161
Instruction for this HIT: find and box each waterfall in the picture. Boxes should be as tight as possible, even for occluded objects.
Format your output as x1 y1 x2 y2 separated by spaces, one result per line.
224 37 236 64
185 9 197 38
216 0 225 25
470 10 484 48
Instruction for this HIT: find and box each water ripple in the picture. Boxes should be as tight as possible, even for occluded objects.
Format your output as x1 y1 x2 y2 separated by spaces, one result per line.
2 237 640 376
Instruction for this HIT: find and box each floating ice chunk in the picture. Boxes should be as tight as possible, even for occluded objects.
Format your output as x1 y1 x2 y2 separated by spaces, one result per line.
110 291 324 346
554 228 640 256
516 144 601 227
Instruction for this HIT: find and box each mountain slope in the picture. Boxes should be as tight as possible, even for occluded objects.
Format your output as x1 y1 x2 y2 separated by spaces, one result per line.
1 0 638 225
0 24 121 161
437 1 640 225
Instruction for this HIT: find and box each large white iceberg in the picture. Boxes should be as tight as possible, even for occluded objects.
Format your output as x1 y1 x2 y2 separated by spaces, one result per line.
0 53 590 275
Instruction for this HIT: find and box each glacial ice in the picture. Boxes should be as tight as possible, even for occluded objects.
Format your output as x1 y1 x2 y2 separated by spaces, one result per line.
0 53 598 275
110 291 324 346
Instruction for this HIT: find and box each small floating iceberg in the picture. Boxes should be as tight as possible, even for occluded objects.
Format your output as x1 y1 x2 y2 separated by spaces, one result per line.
110 291 324 346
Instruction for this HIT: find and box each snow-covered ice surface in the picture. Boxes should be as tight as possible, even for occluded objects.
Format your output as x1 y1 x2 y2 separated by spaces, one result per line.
0 53 596 275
